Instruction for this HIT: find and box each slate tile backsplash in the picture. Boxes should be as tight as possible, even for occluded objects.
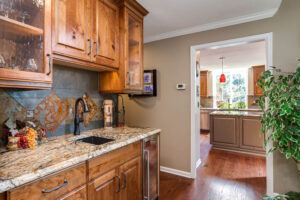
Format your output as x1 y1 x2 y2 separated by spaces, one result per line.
0 65 118 147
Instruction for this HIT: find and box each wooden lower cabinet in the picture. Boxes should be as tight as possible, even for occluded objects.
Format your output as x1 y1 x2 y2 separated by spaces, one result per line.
210 114 265 155
88 156 142 200
8 164 86 200
119 156 142 200
4 141 144 200
88 169 119 200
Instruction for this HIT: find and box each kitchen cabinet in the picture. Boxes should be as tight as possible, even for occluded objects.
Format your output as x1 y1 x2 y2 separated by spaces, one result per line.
88 141 142 200
210 113 265 155
8 164 86 200
88 156 141 200
253 65 265 96
210 116 239 148
200 71 212 97
88 169 118 200
99 0 148 93
200 110 213 131
119 156 142 200
0 0 52 89
93 0 119 68
51 0 118 71
52 0 91 61
239 116 265 151
248 65 265 96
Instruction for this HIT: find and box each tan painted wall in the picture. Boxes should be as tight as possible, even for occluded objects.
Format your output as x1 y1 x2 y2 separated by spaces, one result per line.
123 0 300 193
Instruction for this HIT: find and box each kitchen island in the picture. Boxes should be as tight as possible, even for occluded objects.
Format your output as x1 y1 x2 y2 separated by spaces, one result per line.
0 127 160 199
210 111 265 155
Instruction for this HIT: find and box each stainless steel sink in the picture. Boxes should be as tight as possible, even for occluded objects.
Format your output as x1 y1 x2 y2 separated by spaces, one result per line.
76 136 114 145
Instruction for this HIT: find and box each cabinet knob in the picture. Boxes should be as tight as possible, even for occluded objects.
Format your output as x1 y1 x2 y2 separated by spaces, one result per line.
112 45 115 50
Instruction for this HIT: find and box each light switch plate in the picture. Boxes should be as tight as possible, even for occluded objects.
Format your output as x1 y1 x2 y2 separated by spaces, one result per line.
176 83 186 90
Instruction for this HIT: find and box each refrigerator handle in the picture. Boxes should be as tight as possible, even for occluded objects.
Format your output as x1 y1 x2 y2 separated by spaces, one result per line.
144 149 150 200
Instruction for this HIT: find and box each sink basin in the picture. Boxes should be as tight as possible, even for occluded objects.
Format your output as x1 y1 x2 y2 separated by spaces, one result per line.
76 136 115 145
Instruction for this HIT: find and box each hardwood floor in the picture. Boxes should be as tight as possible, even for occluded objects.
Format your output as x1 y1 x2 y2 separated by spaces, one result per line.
159 132 266 200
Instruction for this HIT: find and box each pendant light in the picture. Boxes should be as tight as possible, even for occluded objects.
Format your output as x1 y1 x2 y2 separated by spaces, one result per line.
219 57 226 83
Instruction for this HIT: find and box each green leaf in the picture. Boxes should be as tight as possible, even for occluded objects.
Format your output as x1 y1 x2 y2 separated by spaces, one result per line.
286 107 292 115
268 146 276 154
280 110 286 115
285 152 292 159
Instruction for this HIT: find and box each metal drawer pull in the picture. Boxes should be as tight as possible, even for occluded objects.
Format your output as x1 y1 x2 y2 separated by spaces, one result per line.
42 180 68 193
144 150 150 200
46 53 51 76
121 171 127 189
93 42 98 57
115 175 121 193
87 39 92 55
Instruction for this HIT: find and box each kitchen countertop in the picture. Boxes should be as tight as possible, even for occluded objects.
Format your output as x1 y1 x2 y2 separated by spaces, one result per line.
200 108 262 112
0 127 161 193
210 111 262 117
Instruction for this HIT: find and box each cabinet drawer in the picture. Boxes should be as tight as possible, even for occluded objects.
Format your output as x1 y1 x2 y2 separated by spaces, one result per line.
88 141 141 181
8 164 86 200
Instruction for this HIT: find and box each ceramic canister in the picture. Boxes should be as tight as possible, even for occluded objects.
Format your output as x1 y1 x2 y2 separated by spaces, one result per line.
103 100 113 129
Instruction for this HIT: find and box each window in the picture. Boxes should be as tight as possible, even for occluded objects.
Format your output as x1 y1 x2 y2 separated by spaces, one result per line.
213 69 248 109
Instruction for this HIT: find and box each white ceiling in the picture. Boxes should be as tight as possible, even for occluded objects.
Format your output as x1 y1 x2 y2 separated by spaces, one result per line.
199 40 266 71
137 0 282 43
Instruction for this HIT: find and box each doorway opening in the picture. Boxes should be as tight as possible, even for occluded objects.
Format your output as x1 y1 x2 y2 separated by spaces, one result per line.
190 33 274 196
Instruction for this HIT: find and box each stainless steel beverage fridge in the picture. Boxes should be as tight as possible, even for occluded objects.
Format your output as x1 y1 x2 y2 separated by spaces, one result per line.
143 134 159 200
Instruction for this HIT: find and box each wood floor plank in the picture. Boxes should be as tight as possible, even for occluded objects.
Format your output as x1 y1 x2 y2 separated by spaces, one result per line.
159 133 266 200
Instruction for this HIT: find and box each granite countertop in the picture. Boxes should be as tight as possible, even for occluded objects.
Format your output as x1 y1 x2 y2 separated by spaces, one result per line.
210 111 262 117
200 107 262 112
0 127 161 193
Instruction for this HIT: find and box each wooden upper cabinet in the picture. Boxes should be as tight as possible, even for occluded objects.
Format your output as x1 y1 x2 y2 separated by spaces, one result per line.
52 0 92 61
124 11 143 91
200 71 212 97
98 0 148 94
93 0 119 68
252 65 265 96
200 71 208 97
0 0 52 89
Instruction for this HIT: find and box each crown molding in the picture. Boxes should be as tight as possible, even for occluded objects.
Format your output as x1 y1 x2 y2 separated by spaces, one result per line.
144 8 278 43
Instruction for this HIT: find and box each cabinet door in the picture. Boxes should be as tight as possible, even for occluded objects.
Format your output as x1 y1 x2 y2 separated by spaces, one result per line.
239 116 265 152
119 156 142 200
0 0 52 88
88 169 119 200
125 11 143 91
253 65 265 96
52 0 91 61
200 71 208 97
93 0 119 68
211 116 239 148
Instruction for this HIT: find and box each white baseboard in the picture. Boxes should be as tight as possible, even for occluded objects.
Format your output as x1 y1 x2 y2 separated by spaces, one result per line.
196 159 201 168
160 166 192 178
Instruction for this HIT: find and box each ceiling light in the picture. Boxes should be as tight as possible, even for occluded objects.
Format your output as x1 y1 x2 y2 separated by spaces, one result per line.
219 57 226 83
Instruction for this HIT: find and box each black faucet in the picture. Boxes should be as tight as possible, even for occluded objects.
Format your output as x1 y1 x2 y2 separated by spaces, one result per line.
74 95 90 135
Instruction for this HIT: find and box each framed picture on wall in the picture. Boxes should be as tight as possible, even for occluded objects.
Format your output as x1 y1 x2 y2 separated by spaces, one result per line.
143 69 157 96
129 69 157 97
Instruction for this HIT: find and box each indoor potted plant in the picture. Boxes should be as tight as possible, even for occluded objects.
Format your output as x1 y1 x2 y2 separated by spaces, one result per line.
257 64 300 171
257 62 300 199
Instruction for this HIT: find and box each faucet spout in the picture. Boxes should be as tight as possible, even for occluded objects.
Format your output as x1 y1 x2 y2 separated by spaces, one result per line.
74 97 90 135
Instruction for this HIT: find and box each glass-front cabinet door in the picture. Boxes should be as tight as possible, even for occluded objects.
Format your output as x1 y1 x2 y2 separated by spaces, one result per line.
0 0 52 89
125 10 143 91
